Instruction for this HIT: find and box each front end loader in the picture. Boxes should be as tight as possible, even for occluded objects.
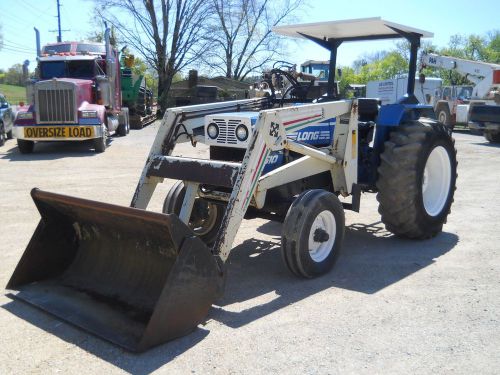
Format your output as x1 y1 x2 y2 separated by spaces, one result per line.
6 18 457 352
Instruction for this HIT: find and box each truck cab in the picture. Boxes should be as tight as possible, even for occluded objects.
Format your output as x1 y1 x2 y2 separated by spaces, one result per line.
13 31 129 154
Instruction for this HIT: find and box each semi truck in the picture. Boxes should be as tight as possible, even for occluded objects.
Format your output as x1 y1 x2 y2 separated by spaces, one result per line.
13 28 131 153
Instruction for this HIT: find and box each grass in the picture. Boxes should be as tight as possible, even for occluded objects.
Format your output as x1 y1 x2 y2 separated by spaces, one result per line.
0 84 26 105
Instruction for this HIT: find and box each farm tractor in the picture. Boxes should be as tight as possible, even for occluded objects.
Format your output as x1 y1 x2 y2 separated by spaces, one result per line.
6 18 457 352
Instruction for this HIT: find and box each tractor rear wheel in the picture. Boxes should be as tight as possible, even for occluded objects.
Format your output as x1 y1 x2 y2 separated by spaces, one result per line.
376 119 457 239
281 189 345 278
163 181 224 245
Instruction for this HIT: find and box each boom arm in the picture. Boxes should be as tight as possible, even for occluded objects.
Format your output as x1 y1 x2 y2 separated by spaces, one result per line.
421 52 500 99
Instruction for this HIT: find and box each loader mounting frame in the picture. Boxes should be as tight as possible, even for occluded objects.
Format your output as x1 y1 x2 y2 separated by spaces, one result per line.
132 98 359 262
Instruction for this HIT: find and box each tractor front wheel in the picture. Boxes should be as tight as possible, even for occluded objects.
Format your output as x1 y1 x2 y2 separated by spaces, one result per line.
281 189 345 278
376 119 457 239
163 181 224 246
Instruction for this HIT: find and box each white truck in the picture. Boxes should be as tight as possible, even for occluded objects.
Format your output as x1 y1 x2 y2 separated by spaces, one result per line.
420 52 500 140
366 77 442 106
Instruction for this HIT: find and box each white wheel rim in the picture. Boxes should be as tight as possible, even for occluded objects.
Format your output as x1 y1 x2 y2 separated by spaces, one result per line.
308 210 336 262
422 146 452 216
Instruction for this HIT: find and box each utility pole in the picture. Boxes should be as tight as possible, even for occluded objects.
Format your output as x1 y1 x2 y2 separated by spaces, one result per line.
49 0 69 42
56 0 62 42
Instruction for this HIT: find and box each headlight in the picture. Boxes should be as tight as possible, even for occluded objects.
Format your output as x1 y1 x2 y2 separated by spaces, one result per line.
207 123 219 139
81 110 98 118
17 112 33 120
235 125 248 141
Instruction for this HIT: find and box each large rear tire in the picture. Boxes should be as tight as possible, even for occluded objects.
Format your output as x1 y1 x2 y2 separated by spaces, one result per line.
376 119 457 239
17 139 34 153
163 181 224 245
281 189 345 278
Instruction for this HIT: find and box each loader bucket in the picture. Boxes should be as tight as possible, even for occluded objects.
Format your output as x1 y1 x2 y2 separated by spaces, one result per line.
6 189 222 352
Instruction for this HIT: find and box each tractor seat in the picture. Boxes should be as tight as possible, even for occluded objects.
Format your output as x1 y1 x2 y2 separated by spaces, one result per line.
357 98 380 123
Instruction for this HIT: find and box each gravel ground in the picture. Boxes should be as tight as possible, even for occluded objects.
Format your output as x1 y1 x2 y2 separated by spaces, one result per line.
0 123 499 374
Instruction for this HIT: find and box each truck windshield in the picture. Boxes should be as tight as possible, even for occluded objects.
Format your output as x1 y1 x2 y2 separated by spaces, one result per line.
40 61 65 79
67 61 95 79
40 60 95 79
458 87 473 100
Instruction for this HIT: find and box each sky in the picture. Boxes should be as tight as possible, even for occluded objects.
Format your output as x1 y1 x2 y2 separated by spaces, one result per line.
0 0 499 73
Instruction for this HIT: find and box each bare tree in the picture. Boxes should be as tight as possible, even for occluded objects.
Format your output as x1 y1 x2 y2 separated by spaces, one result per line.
94 0 210 110
205 0 304 81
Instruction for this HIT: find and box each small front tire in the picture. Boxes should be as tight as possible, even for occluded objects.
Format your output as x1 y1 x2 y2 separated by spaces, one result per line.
163 181 224 245
281 189 345 278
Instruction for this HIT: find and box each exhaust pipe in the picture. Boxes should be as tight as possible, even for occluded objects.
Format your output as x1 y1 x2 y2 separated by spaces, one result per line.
104 24 116 109
34 27 41 57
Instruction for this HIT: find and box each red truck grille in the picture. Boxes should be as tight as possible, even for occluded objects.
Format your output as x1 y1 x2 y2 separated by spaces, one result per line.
36 87 77 124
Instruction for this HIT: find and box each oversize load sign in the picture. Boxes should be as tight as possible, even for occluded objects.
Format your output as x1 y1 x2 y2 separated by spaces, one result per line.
24 126 95 139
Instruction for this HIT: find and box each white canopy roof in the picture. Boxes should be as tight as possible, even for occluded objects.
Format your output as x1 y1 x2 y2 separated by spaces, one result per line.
272 17 433 41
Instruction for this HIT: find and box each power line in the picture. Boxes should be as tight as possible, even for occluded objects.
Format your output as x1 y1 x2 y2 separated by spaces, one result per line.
17 0 56 22
3 40 33 52
0 46 33 55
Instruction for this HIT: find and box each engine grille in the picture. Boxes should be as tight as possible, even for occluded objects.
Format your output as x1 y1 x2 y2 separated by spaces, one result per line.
212 118 240 144
36 86 77 124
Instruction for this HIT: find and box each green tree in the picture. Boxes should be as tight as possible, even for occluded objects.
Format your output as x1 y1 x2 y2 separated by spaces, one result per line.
357 51 408 83
4 64 24 86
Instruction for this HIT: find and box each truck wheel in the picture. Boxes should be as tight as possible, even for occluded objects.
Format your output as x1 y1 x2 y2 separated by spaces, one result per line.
162 181 224 245
281 189 345 278
17 139 34 153
117 123 127 137
93 135 106 153
0 122 5 146
436 105 453 130
117 111 129 136
376 119 457 239
485 131 500 143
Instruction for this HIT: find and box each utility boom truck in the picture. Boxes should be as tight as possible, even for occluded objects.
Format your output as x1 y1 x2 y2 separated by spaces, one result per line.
7 18 457 352
420 52 500 141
